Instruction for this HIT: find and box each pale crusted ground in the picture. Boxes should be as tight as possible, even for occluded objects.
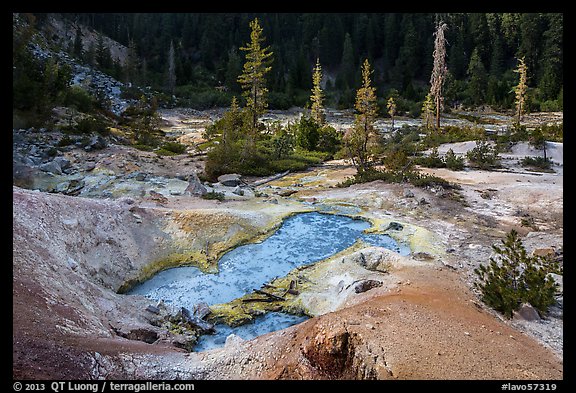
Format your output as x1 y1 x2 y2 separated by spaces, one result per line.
13 110 563 380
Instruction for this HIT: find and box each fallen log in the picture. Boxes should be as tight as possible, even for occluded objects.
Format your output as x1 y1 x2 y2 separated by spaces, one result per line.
253 289 285 301
249 170 291 187
242 297 275 303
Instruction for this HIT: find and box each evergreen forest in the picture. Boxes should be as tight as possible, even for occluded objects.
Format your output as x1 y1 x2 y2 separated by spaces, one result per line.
28 12 563 113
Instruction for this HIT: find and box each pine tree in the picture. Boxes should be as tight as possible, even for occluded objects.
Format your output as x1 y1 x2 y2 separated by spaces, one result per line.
96 35 112 70
338 33 355 89
421 93 434 130
310 58 325 126
124 39 139 86
513 57 528 124
474 229 561 318
225 49 242 93
344 59 378 172
429 20 448 129
73 27 83 58
467 48 488 105
237 17 273 135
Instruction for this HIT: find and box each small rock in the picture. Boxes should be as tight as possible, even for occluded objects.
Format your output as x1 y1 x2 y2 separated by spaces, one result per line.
354 279 383 294
65 179 85 195
418 197 429 205
279 189 297 197
232 186 244 196
67 257 79 271
62 218 78 228
381 222 404 232
403 189 415 198
225 334 245 348
54 181 71 193
118 197 135 205
412 252 435 261
532 248 555 258
149 190 168 204
134 172 148 181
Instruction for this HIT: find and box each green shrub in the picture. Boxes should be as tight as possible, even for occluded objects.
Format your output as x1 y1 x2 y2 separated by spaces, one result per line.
474 229 561 318
444 148 465 170
160 141 187 154
201 191 225 201
415 147 446 168
271 128 295 159
65 116 109 134
337 166 453 190
57 135 74 147
423 125 485 148
466 140 501 169
64 86 95 112
536 123 563 143
295 115 320 151
540 99 562 112
521 156 553 170
316 125 342 154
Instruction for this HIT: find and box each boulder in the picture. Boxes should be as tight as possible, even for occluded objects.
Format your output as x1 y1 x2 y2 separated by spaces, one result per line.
218 173 242 187
513 303 541 322
180 307 215 333
53 156 71 171
193 302 212 320
185 172 208 196
84 135 107 151
39 160 62 175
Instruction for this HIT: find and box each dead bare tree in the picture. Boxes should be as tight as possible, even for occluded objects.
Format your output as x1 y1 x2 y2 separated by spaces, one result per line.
430 21 448 130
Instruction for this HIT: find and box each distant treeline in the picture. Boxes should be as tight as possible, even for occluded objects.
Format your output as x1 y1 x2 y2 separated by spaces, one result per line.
37 13 562 112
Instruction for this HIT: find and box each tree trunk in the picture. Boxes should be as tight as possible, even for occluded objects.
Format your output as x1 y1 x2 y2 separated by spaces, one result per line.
435 97 441 129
